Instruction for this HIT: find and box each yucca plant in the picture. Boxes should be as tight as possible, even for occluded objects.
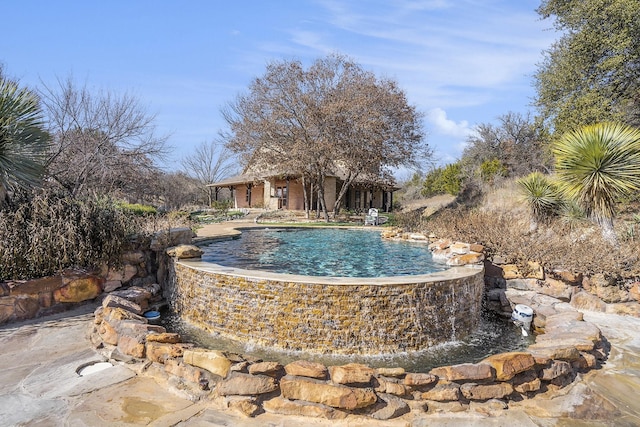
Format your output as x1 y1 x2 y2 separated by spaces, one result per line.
0 77 50 201
517 172 563 231
553 122 640 245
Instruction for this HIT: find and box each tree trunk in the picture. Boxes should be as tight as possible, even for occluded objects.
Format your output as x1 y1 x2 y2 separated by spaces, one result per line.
333 172 357 216
597 216 618 246
302 176 310 219
316 175 329 222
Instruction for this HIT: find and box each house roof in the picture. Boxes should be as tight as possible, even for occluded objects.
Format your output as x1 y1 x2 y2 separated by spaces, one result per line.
207 174 262 187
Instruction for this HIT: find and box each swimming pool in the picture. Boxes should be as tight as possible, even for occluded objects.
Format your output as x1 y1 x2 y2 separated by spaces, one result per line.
201 228 447 277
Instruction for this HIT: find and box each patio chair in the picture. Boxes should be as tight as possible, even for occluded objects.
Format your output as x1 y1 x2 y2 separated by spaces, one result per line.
364 208 379 226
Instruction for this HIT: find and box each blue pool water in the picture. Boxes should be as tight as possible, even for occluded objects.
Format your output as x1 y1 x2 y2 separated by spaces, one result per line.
201 228 448 277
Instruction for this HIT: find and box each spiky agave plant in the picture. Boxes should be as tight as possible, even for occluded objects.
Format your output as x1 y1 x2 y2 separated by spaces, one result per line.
517 172 563 231
0 78 50 201
553 122 640 245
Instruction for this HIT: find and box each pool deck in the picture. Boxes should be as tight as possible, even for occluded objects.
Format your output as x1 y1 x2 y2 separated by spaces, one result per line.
3 215 640 425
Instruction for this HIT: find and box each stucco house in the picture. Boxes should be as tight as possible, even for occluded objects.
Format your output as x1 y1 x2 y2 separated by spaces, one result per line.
208 167 397 213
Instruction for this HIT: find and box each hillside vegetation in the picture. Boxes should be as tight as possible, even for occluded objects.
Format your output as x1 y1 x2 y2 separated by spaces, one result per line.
396 179 640 282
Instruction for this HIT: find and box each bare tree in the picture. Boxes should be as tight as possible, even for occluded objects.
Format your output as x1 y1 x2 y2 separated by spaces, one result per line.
181 139 237 206
462 112 551 178
222 53 428 220
39 76 169 197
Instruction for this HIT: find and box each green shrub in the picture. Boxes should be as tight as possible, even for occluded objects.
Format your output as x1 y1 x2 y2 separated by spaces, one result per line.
117 202 157 216
479 159 507 184
517 172 563 224
421 163 464 197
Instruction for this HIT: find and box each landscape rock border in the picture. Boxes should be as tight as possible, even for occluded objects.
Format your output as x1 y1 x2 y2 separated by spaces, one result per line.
85 236 610 421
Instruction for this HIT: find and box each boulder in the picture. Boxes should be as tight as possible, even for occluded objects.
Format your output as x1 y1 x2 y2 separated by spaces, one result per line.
146 341 191 363
586 274 629 303
469 243 485 253
375 367 405 378
528 344 581 361
511 370 542 393
248 361 283 377
628 282 640 302
370 393 410 420
483 352 535 381
571 291 606 312
9 275 62 295
551 269 583 285
146 332 181 344
403 372 437 387
502 265 523 280
0 297 16 324
98 320 119 345
217 373 278 396
13 296 40 320
420 382 461 401
166 244 203 259
280 375 377 410
606 302 640 317
447 252 484 266
103 306 147 323
164 358 210 386
102 294 143 315
225 396 261 417
374 377 407 396
460 382 514 400
285 360 328 379
540 360 573 381
109 287 152 309
429 363 494 382
183 348 233 378
525 262 545 280
262 396 347 420
117 334 145 358
53 275 103 303
450 242 470 255
329 363 375 385
537 278 574 301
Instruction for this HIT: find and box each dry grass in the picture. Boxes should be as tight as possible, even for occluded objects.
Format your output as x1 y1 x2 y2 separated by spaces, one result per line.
396 180 640 282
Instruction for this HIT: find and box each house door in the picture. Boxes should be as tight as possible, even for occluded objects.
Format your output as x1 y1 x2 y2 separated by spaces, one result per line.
276 186 288 209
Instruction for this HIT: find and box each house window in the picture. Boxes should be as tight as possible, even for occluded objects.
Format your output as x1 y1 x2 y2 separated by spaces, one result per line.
354 190 361 210
245 185 252 206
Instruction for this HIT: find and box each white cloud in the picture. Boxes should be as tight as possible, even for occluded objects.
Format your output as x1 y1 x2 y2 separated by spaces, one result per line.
426 108 475 139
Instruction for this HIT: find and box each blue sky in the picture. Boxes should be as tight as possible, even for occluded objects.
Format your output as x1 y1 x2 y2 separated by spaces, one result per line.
1 0 557 175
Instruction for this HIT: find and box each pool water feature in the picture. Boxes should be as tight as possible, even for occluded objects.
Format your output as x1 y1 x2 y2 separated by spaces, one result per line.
160 306 534 373
201 228 448 277
167 225 487 355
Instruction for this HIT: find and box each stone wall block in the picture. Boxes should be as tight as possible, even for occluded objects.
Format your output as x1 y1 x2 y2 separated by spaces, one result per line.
483 352 535 381
460 382 514 400
370 393 410 420
511 370 541 394
280 375 377 410
329 363 375 385
225 396 261 417
248 361 284 377
571 291 606 312
217 372 279 396
10 275 63 295
183 348 233 378
117 334 146 358
375 367 405 378
0 296 16 324
166 245 203 259
540 360 573 381
53 275 103 303
429 363 494 382
146 341 191 363
403 372 438 387
146 332 181 344
102 294 143 315
13 296 40 320
98 319 119 345
420 382 461 401
262 396 348 420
